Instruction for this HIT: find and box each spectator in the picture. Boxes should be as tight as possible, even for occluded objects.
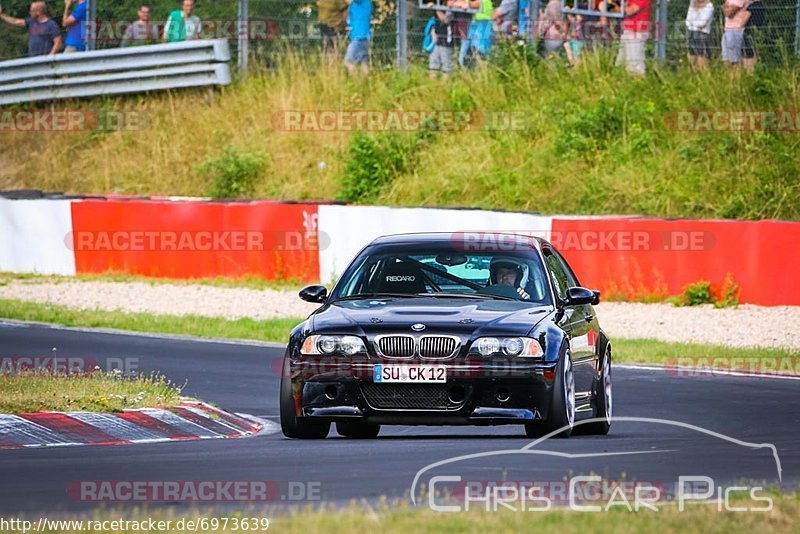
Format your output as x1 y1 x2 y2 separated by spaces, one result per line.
120 4 160 47
493 0 518 36
448 1 472 68
344 0 372 75
452 0 493 67
0 1 62 57
164 0 201 43
685 0 713 69
720 0 750 67
615 0 651 75
742 0 765 71
318 0 348 53
564 13 585 65
537 0 566 58
62 0 87 53
428 7 455 77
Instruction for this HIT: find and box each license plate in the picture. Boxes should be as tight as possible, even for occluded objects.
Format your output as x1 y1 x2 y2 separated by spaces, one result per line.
373 365 447 383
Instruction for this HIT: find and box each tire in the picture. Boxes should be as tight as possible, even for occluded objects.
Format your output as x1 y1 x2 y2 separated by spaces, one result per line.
583 347 612 435
525 351 575 439
279 359 330 439
336 420 381 439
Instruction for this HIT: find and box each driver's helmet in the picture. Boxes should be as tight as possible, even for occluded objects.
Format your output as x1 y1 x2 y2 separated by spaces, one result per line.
489 257 525 287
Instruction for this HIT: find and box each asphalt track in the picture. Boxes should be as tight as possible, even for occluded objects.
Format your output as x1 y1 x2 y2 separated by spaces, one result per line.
0 321 798 516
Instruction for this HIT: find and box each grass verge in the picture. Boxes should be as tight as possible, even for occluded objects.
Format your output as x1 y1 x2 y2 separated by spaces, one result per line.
0 372 181 414
3 51 800 220
1 299 797 368
28 493 800 533
0 299 300 344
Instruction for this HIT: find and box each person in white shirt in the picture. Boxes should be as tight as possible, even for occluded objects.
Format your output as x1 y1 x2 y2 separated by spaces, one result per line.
685 0 714 69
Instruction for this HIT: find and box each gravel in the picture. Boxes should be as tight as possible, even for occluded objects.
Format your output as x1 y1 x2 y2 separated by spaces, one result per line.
1 280 798 351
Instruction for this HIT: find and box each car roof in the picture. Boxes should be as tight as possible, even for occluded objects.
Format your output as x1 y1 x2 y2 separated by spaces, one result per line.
369 232 546 250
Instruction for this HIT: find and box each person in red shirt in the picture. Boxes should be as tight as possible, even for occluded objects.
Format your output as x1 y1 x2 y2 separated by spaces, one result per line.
615 0 651 75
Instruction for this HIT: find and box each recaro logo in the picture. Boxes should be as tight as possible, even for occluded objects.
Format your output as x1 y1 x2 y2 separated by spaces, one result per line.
387 276 416 282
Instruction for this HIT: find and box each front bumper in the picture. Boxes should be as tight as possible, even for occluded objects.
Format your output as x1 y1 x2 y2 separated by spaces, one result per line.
290 360 557 426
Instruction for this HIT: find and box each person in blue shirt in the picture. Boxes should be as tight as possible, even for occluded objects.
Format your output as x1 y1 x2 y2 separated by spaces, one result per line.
344 0 372 75
62 0 88 52
0 2 63 57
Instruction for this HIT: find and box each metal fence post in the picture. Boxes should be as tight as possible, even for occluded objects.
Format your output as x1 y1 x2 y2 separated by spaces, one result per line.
397 0 409 72
795 0 800 56
86 0 97 51
655 0 667 60
238 0 249 73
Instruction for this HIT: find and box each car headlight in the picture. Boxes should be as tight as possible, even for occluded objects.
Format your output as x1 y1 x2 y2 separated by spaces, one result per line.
301 335 367 356
470 337 543 358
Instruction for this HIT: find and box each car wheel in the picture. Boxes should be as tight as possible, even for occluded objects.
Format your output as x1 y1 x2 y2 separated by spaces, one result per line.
279 359 330 439
525 351 575 439
336 420 381 439
583 347 612 435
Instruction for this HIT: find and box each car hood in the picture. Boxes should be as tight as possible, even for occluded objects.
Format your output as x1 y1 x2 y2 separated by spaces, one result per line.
311 297 553 339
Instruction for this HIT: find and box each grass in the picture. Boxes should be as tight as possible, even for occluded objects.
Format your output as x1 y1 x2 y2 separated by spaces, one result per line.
612 338 799 364
24 493 800 533
2 50 799 220
0 372 181 414
0 298 797 369
0 299 301 344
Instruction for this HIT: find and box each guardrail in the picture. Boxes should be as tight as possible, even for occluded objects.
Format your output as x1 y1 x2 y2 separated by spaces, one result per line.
0 40 232 106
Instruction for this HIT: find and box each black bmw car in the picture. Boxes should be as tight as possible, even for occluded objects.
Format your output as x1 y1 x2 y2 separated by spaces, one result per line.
280 233 612 439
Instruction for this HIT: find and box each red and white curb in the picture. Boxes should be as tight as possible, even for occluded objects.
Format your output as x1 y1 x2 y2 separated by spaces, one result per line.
0 402 270 450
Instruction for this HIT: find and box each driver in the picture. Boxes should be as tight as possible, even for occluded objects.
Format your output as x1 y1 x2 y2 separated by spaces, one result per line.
489 258 531 300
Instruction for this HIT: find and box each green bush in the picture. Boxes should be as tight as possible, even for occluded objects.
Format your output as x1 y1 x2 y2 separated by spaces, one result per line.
199 146 267 199
338 127 433 203
672 280 714 307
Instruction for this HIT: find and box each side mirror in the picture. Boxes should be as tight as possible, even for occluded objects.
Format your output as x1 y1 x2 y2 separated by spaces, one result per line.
299 285 328 304
565 287 595 306
592 290 601 306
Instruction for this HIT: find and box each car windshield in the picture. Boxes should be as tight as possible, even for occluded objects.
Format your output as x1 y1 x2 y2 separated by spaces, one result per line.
332 246 552 304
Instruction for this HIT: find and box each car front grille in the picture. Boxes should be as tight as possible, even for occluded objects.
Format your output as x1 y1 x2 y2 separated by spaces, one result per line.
376 335 415 358
375 335 460 359
419 336 459 358
361 383 456 410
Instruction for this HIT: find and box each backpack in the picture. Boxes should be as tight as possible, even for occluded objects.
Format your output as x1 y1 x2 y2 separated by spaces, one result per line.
423 17 436 52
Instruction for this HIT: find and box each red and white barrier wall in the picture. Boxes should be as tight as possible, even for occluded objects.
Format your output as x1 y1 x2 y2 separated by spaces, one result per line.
2 197 799 305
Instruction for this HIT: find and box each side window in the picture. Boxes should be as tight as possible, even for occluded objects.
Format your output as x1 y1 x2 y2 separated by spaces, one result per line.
553 250 579 288
544 252 570 301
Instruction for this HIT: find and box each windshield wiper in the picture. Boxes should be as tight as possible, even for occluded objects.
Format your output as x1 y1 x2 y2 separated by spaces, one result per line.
333 293 424 301
418 292 517 301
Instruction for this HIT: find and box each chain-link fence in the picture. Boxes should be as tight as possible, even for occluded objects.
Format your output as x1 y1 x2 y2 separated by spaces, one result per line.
1 0 798 67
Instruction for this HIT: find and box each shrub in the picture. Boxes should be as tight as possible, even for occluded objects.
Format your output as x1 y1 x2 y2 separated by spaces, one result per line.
672 280 714 307
338 127 434 203
715 273 740 308
199 145 267 199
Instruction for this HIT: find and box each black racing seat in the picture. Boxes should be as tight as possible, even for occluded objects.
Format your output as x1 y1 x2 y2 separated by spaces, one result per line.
374 261 428 294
